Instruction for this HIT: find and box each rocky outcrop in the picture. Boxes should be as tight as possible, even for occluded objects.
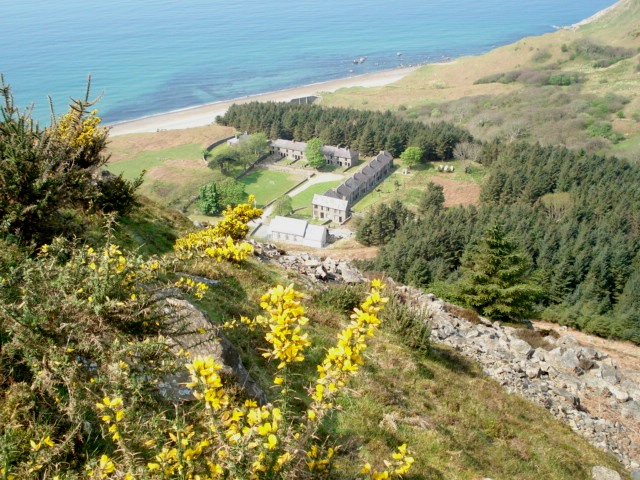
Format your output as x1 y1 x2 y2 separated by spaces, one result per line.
159 297 266 405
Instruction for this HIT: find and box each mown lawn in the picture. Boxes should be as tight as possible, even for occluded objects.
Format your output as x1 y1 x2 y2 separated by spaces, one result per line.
238 169 304 207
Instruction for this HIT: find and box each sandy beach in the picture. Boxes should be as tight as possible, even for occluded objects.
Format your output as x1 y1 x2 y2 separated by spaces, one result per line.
108 66 418 137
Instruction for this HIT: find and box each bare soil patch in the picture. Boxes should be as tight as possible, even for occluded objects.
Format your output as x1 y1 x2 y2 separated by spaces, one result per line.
281 238 379 262
426 176 481 207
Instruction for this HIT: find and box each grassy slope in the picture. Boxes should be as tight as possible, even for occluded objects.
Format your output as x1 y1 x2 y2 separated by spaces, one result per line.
103 192 626 477
321 0 640 161
191 254 625 478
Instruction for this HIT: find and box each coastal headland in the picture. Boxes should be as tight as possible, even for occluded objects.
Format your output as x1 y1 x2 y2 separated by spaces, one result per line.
108 66 418 136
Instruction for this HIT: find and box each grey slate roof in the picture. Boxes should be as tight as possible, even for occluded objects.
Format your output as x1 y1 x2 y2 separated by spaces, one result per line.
270 216 327 245
305 224 327 242
322 145 358 160
271 139 307 152
333 151 393 199
271 140 357 160
312 194 349 211
270 216 308 237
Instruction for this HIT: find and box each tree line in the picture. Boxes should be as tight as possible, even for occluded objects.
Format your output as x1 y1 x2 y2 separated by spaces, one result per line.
217 102 472 160
361 139 640 343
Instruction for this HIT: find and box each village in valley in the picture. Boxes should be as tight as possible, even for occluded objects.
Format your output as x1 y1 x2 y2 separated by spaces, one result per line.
225 132 399 249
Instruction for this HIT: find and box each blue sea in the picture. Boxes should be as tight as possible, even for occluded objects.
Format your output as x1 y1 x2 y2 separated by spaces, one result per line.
2 0 615 125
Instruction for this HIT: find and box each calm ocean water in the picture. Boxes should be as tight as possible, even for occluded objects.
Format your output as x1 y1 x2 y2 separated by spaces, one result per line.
1 0 614 125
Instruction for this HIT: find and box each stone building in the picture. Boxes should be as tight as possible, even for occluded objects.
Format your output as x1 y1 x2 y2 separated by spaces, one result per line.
270 139 308 162
311 151 394 223
269 139 359 167
321 145 359 167
311 194 350 224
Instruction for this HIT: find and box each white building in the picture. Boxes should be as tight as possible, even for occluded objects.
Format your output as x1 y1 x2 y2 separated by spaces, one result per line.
227 132 250 146
270 216 328 249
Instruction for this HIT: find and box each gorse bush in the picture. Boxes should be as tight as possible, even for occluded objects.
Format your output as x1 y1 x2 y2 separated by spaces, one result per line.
0 79 141 244
0 192 414 478
0 236 181 477
174 196 263 263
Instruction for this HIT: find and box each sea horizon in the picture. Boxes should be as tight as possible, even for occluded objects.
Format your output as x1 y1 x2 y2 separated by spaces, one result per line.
2 0 616 125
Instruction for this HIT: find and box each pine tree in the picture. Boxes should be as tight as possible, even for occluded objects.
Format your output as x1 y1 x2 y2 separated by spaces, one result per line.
452 222 543 322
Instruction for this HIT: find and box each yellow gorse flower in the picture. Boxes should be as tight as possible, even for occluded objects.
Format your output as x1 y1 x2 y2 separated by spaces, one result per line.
254 284 311 369
96 397 125 442
312 281 387 405
174 196 262 263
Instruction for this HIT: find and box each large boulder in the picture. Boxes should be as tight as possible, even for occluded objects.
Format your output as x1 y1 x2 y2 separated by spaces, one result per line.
591 465 622 480
160 298 266 405
510 339 534 359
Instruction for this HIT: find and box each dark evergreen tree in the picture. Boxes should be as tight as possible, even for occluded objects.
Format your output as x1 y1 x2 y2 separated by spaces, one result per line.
199 183 221 215
418 182 445 214
356 201 414 246
451 223 543 322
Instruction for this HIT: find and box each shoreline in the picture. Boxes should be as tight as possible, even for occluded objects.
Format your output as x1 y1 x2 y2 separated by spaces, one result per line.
566 0 625 30
108 66 419 136
107 0 624 138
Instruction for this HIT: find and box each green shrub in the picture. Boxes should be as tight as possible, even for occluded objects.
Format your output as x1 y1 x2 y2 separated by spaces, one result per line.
314 284 367 314
380 292 431 352
93 172 144 216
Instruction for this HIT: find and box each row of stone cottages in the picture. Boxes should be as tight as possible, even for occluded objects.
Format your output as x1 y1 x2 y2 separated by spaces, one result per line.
311 150 394 224
270 139 359 168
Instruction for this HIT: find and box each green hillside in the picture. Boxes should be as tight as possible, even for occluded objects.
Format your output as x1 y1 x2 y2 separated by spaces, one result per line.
0 83 629 479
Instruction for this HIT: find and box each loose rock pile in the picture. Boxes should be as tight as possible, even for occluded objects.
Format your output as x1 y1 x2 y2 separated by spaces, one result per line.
250 242 639 475
397 285 640 475
251 241 365 283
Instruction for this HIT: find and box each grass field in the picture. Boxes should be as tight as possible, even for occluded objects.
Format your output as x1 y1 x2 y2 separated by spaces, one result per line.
238 169 304 207
290 180 343 216
351 160 485 214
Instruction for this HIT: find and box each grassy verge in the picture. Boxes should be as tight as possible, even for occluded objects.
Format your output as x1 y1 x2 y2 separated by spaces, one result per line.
291 180 343 217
